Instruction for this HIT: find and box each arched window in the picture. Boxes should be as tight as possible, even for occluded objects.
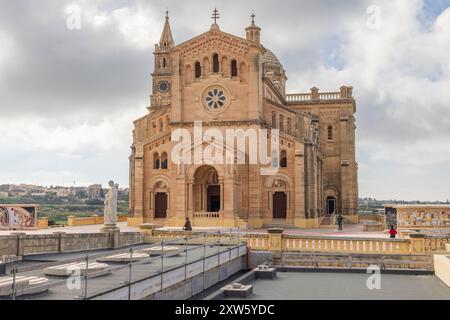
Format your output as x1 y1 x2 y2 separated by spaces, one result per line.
159 119 164 132
163 58 167 68
195 62 201 79
272 112 277 128
280 150 288 168
287 118 292 135
153 153 160 170
279 115 285 132
161 153 168 169
213 53 220 73
231 59 238 77
328 125 333 140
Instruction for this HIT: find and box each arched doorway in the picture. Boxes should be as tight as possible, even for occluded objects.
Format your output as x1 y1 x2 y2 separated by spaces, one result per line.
194 166 221 212
270 179 288 220
152 180 169 219
273 192 287 219
155 193 168 218
326 196 336 215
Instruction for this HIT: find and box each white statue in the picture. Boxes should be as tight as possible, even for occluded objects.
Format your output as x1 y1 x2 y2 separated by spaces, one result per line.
104 180 118 226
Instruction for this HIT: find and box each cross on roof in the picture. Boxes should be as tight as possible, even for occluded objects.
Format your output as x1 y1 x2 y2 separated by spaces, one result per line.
212 8 220 24
251 12 256 24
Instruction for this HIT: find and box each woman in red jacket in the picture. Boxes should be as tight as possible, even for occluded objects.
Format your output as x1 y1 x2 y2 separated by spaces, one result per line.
388 225 398 239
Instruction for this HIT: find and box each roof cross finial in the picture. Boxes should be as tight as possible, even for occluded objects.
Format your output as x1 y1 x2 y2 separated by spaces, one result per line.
212 8 220 24
165 9 169 19
251 12 256 24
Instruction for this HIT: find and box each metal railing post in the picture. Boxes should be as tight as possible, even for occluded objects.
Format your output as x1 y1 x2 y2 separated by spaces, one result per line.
160 241 164 291
218 231 221 266
10 266 17 300
203 233 206 290
185 237 188 280
83 253 89 300
128 248 133 300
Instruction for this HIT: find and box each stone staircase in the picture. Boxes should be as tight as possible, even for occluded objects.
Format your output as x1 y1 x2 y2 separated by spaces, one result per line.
263 220 296 229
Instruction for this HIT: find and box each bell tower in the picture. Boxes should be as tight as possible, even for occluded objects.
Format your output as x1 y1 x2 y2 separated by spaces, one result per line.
151 11 175 108
245 13 261 44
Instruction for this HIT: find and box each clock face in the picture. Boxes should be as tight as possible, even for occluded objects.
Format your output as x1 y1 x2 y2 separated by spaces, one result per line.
157 80 170 93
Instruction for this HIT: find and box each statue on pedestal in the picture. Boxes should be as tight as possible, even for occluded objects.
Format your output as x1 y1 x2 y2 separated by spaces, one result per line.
102 181 119 231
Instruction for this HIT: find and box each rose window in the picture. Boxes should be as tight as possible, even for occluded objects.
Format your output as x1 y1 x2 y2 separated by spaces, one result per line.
205 88 226 110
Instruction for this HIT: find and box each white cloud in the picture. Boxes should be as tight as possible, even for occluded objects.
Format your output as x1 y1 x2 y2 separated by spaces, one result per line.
1 0 449 200
0 29 15 73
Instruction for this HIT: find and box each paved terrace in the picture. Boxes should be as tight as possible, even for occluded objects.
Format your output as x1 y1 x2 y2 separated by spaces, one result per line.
221 271 450 300
0 222 394 239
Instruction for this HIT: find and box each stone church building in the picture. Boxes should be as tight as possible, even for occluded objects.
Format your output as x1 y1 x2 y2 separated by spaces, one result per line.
128 12 358 228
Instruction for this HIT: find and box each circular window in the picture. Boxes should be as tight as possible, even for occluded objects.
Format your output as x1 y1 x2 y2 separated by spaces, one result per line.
203 86 229 112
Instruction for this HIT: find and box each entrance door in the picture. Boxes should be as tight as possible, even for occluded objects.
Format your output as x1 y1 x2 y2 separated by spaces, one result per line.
155 193 168 218
326 197 336 215
273 192 287 219
207 185 221 212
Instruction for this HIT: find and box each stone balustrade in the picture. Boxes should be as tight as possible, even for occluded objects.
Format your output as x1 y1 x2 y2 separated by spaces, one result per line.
147 229 450 256
285 86 354 104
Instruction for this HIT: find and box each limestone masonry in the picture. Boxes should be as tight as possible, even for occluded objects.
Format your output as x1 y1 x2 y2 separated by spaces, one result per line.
128 12 359 228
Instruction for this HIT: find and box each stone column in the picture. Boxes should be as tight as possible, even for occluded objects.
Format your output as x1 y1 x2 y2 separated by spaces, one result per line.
294 146 307 228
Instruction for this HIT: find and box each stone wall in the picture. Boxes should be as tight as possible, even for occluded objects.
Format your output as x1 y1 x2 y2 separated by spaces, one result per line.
67 215 128 227
0 232 144 257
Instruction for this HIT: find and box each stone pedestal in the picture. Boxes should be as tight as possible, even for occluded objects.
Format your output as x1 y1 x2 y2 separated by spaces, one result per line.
255 265 277 279
223 283 253 298
409 233 426 254
101 226 121 249
267 228 284 252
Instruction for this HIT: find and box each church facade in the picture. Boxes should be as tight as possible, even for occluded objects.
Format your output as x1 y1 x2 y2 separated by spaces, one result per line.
128 13 358 228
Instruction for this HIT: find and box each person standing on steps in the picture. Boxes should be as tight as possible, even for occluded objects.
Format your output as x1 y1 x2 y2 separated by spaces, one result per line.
388 225 398 239
337 214 344 231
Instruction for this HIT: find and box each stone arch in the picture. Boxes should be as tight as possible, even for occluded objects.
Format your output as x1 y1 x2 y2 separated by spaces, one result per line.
149 176 170 219
186 163 226 180
161 152 168 169
193 165 222 212
231 59 238 77
195 61 202 79
212 53 220 73
265 174 293 220
324 187 339 215
153 152 160 170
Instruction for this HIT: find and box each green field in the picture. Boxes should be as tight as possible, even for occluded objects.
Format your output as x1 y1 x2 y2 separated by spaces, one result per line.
0 196 129 226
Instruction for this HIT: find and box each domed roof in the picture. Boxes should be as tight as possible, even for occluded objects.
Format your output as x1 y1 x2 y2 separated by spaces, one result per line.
262 47 282 67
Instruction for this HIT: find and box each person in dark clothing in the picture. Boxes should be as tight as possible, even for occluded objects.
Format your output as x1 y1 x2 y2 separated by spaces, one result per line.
337 215 344 231
183 217 193 232
388 225 398 239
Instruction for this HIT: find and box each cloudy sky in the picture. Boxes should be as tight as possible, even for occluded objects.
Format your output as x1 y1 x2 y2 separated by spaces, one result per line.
0 0 449 201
